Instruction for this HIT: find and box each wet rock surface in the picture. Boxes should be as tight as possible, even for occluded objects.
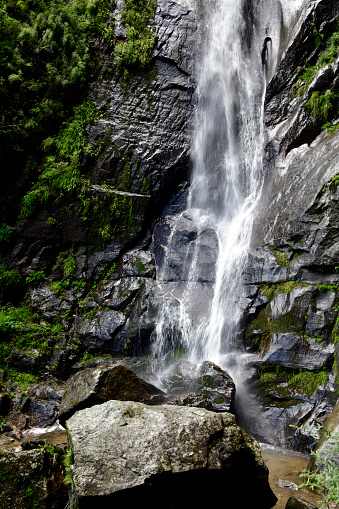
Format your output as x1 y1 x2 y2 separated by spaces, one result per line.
0 448 67 509
67 400 277 509
237 0 339 444
285 496 318 509
258 332 335 371
59 364 165 425
160 360 235 412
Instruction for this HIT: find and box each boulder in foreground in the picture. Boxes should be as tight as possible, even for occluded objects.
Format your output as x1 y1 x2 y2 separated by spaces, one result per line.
67 400 277 509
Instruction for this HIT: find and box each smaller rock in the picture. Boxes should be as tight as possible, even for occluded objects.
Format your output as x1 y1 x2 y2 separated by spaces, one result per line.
0 448 68 508
6 430 22 441
259 333 335 371
285 496 318 509
1 422 13 433
9 349 41 373
162 360 235 412
71 309 126 354
0 393 10 416
21 439 46 450
167 392 214 410
59 364 166 424
278 479 298 490
121 250 156 278
29 399 59 427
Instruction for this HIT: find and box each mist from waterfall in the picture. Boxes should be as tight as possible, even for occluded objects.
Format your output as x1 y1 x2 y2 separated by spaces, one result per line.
151 0 268 434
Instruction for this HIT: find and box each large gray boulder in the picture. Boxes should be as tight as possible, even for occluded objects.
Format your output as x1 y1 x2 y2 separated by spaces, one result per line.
67 400 277 509
59 364 165 425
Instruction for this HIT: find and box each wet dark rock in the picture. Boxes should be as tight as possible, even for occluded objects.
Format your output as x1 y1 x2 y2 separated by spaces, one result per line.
0 449 67 509
167 392 214 410
120 250 156 278
59 364 165 425
87 0 200 213
21 439 46 450
150 212 218 283
67 400 277 509
0 394 10 416
97 277 148 310
258 333 335 372
9 349 42 373
305 290 337 338
248 371 337 450
3 385 64 431
71 309 126 354
29 286 63 317
29 399 59 428
265 0 339 130
161 360 235 412
285 496 318 509
117 279 166 356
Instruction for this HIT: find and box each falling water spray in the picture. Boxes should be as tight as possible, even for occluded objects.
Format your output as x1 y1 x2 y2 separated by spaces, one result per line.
151 0 275 439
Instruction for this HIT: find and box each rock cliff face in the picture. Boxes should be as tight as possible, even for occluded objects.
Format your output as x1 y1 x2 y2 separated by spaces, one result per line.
0 0 203 384
241 0 339 447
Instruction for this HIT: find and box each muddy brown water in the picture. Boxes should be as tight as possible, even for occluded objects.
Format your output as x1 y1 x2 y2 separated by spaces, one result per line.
261 444 322 508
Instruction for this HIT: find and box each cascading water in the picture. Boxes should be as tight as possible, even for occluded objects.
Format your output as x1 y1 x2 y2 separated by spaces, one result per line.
151 0 274 439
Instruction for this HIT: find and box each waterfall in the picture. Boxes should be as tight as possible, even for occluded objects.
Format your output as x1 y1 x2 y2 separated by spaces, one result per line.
151 0 271 435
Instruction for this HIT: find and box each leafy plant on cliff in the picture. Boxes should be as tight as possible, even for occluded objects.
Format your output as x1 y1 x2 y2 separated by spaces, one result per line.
0 304 63 368
0 0 113 161
114 0 157 80
0 224 14 244
293 26 339 98
62 447 74 485
20 100 101 218
304 91 337 121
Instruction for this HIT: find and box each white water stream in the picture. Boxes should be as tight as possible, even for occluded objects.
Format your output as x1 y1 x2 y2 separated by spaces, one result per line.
151 0 286 437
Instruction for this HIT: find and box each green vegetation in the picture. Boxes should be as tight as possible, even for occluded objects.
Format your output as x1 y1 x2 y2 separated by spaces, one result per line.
20 100 101 218
288 370 327 397
292 24 339 130
114 0 157 82
304 91 337 121
63 447 74 485
0 304 64 375
1 0 157 257
299 426 339 508
269 247 291 267
294 27 339 97
258 365 328 399
318 284 338 293
260 281 302 302
25 270 47 286
0 264 21 300
0 0 113 161
5 368 38 391
0 224 14 244
331 311 339 343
